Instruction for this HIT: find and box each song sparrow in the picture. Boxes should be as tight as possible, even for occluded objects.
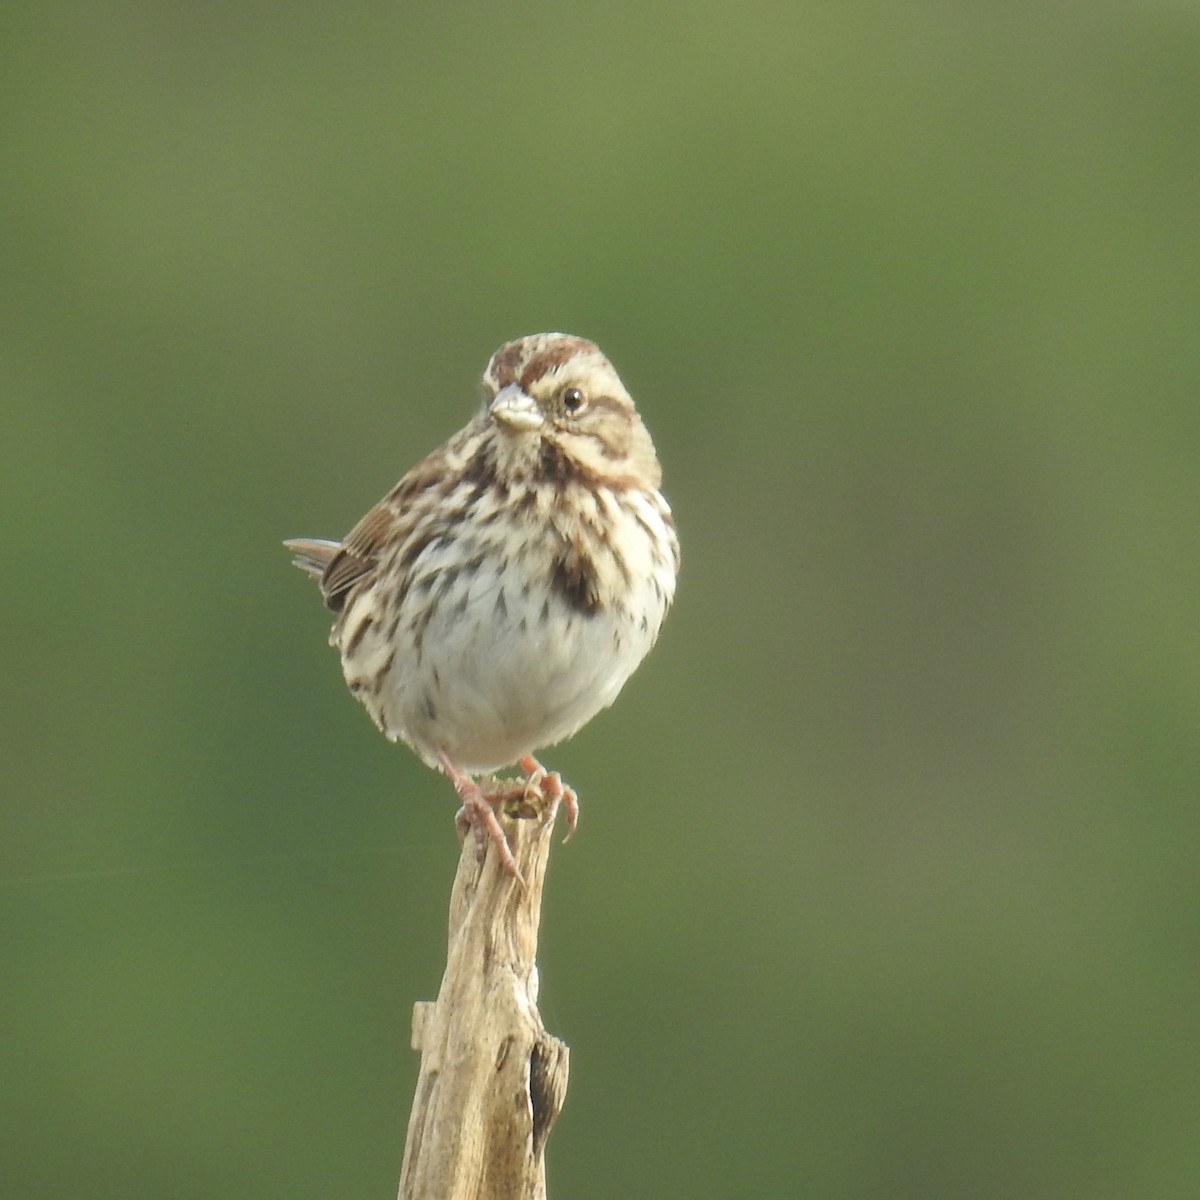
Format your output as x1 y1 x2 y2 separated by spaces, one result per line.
285 333 679 876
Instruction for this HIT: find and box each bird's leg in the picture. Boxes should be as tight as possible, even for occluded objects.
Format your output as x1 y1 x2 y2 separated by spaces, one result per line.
439 753 522 881
518 755 579 841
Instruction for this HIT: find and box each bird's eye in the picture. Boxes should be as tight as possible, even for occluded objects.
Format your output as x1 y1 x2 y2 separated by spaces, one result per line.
562 386 587 414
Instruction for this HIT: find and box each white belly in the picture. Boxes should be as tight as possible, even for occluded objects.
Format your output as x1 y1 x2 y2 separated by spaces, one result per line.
337 488 675 774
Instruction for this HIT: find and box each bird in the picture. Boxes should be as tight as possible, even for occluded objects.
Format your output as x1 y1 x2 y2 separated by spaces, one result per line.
285 332 679 875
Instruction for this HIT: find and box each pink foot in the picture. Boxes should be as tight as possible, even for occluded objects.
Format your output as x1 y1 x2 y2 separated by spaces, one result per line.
518 755 579 841
439 754 522 880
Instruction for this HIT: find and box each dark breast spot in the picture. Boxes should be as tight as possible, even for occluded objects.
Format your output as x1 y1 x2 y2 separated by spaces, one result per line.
549 549 602 616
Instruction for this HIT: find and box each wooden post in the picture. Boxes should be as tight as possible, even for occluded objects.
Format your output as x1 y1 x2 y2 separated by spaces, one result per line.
398 786 569 1200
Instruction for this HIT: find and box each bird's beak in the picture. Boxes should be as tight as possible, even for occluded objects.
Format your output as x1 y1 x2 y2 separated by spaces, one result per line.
489 384 545 433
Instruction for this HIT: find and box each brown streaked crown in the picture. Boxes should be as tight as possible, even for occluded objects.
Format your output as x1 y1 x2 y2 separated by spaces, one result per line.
483 333 609 396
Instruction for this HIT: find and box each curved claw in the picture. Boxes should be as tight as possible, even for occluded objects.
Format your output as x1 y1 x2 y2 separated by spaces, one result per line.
440 754 523 882
518 755 580 841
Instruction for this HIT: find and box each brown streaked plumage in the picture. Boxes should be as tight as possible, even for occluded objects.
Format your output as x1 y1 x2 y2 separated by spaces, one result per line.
285 333 678 876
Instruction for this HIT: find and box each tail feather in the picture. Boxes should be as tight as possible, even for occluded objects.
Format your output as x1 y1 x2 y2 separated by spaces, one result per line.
283 537 341 582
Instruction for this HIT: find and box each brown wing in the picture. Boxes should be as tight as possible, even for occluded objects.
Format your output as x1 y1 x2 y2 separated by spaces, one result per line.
313 451 454 612
283 536 367 613
313 503 395 612
282 508 395 614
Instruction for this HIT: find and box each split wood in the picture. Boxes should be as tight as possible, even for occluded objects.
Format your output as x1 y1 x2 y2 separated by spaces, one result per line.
398 785 569 1200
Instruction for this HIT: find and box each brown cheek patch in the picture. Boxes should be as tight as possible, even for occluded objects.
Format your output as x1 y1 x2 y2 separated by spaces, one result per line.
537 436 642 491
549 540 603 616
585 397 633 458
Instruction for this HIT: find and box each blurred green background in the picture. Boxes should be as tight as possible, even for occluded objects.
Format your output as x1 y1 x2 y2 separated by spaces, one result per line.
3 2 1198 1196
